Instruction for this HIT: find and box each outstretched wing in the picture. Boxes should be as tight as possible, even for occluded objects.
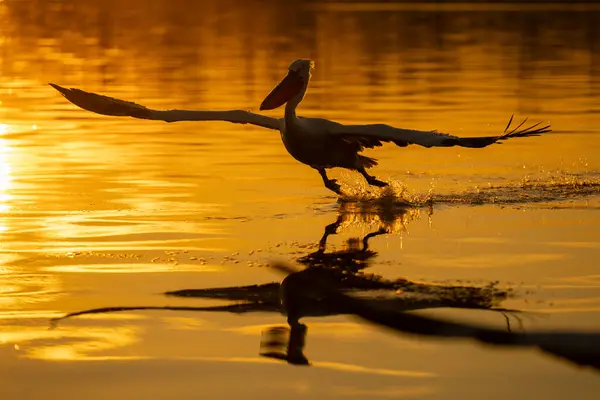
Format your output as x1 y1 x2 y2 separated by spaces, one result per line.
49 83 281 130
329 115 551 148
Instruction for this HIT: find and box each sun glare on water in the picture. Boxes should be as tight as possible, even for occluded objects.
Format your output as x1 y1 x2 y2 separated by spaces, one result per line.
0 131 13 215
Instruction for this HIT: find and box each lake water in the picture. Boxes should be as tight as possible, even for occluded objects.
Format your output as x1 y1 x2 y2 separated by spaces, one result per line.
1 1 600 398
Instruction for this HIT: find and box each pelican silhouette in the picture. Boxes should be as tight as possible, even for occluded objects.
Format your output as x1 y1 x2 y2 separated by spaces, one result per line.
50 59 551 194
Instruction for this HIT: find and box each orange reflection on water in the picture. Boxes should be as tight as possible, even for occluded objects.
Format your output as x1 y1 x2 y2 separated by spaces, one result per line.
0 268 62 309
228 322 370 339
42 262 223 274
1 323 143 361
0 313 438 379
0 133 13 217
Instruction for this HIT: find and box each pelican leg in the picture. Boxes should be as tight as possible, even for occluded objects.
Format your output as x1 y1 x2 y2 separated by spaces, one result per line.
362 227 388 250
316 168 342 194
358 167 388 188
319 216 343 250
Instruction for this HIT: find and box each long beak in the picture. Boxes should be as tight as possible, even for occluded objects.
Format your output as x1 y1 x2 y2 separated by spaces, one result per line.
260 71 304 111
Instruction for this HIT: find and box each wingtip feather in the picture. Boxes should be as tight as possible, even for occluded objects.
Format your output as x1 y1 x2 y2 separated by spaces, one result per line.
49 82 69 96
503 113 515 134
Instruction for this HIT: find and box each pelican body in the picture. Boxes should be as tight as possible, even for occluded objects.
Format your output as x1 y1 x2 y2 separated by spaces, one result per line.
259 59 386 193
50 59 551 195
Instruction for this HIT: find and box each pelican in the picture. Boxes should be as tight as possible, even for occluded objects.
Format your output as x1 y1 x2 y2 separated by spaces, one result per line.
49 59 551 195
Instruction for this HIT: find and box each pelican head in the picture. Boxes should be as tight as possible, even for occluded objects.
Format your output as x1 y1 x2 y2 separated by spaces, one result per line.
260 59 314 111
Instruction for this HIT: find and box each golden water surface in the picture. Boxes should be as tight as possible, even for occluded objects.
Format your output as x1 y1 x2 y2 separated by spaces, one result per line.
1 1 600 399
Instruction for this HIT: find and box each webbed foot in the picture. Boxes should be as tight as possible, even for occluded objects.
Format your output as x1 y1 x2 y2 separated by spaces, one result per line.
367 177 388 187
359 167 388 188
325 179 343 195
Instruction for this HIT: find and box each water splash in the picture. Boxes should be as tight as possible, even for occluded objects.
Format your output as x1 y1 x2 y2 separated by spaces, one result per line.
433 174 600 206
339 180 432 207
338 173 600 208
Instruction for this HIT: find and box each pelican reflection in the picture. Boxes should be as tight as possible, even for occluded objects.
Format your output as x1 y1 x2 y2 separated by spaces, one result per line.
51 203 513 366
272 263 600 372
